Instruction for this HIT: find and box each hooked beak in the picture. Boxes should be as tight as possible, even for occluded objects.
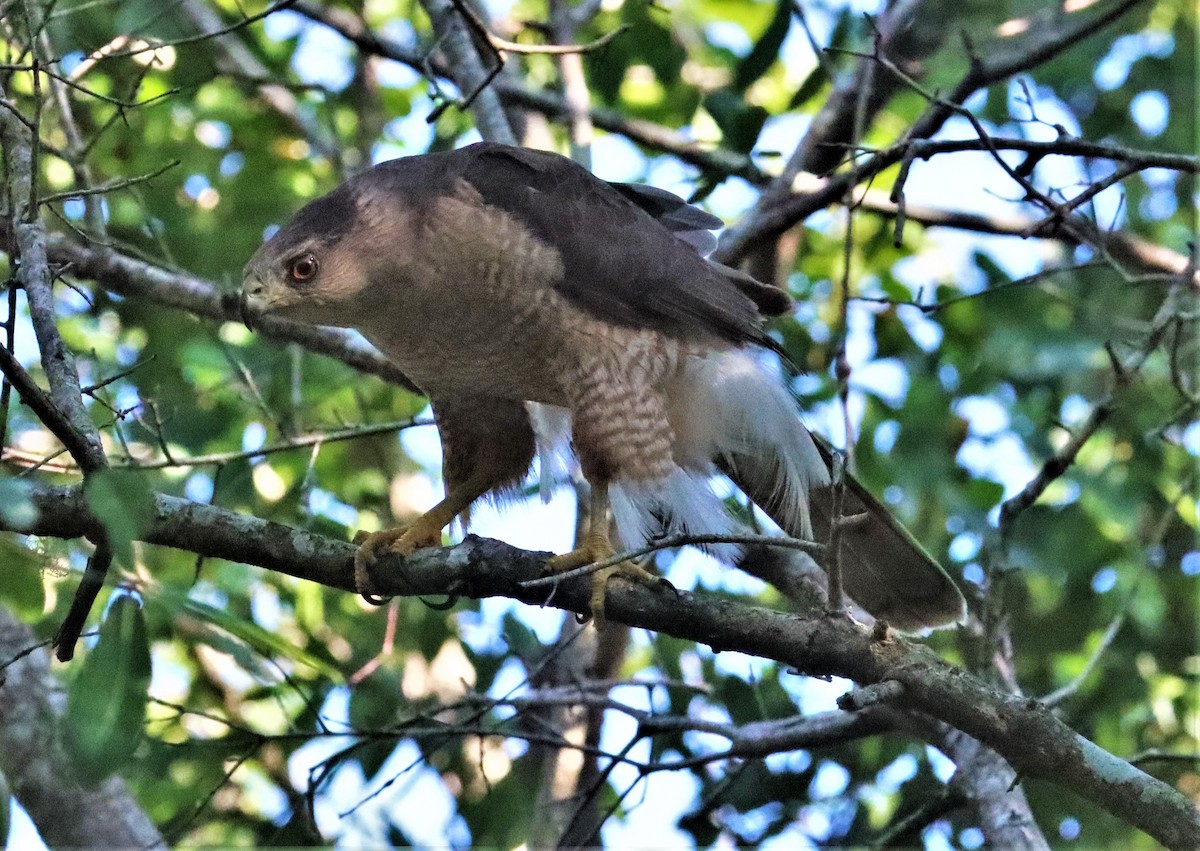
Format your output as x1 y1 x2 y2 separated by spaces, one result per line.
239 276 267 330
239 291 257 330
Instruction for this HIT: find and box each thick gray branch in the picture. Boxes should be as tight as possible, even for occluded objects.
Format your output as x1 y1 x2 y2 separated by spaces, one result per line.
0 607 165 848
418 0 516 144
0 79 106 474
3 483 1198 849
945 730 1050 849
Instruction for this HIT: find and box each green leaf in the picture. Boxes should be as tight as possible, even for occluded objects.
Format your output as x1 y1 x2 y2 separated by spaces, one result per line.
732 0 790 92
63 594 152 785
84 470 158 567
0 535 46 617
703 88 768 153
147 584 341 680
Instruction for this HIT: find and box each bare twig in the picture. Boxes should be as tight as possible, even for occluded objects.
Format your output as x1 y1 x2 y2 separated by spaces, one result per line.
850 261 1110 314
48 0 303 64
38 27 106 237
36 159 179 207
4 417 435 472
1041 586 1134 708
837 679 905 711
419 0 516 143
449 0 624 56
999 288 1180 534
717 0 1151 264
518 531 825 589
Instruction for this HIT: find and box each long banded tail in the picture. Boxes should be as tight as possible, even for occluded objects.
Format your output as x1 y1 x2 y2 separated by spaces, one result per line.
679 351 965 631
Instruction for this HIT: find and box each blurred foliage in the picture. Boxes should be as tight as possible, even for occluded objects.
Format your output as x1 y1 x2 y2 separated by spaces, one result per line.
63 593 153 785
1 0 1197 848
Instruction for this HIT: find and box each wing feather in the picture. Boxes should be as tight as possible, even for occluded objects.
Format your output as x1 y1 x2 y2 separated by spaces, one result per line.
453 143 787 350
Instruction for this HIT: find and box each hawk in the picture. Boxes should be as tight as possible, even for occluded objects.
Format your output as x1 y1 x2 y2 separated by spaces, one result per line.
241 142 964 630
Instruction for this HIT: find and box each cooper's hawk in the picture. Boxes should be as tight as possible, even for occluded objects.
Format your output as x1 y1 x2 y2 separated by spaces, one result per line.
241 142 964 630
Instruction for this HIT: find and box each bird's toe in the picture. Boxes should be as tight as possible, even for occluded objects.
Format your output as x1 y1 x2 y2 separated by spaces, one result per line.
351 526 433 604
588 560 662 630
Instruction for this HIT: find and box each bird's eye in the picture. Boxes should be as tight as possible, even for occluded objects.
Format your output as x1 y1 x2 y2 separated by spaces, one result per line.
288 254 319 283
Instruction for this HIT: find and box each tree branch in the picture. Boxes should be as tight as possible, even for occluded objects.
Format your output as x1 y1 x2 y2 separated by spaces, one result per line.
418 0 516 144
289 0 762 180
638 705 901 771
999 286 1181 533
0 343 99 467
718 0 955 267
717 0 1151 264
0 80 106 474
0 61 113 660
945 729 1050 849
3 483 1198 849
0 607 166 848
847 182 1199 287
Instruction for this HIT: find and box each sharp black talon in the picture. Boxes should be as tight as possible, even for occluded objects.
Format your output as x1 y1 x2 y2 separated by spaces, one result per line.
361 592 389 606
575 611 591 624
658 577 680 597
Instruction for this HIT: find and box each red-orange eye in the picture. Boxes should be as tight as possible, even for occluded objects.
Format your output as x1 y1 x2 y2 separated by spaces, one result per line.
289 254 318 283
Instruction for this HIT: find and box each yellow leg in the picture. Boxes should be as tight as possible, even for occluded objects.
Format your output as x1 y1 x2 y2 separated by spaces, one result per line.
545 482 663 628
354 469 493 600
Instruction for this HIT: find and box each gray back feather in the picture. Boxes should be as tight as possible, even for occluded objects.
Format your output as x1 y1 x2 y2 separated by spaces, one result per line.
453 143 784 351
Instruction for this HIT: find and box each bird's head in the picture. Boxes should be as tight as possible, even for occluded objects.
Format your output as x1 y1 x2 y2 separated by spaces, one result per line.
240 178 399 330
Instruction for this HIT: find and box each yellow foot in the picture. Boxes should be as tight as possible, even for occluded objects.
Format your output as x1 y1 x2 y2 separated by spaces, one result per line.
352 524 442 603
546 542 670 629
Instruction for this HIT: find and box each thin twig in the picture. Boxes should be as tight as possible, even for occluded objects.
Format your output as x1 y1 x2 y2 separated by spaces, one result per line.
36 159 179 207
449 0 625 56
519 532 826 589
1042 585 1135 707
998 288 1179 534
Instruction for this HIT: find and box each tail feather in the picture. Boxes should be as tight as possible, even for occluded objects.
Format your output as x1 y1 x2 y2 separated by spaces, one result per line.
669 351 829 538
673 350 965 632
527 402 573 503
808 437 966 629
611 469 741 563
